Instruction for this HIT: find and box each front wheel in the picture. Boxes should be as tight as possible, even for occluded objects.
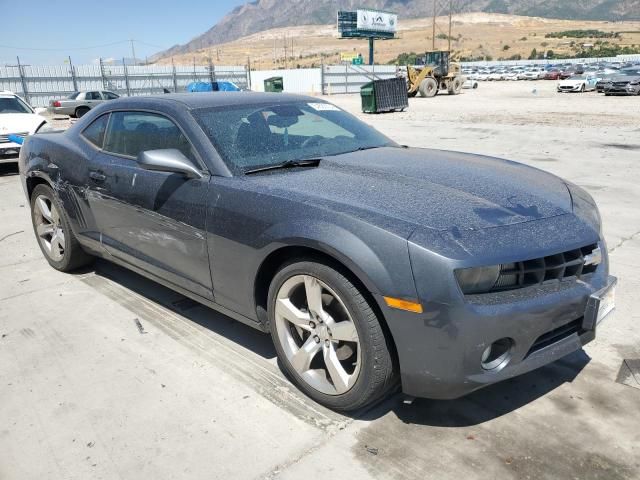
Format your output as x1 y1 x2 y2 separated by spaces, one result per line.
30 184 93 271
419 77 438 98
268 260 397 411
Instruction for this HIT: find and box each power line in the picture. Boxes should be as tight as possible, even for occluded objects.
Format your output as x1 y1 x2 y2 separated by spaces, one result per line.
0 39 169 52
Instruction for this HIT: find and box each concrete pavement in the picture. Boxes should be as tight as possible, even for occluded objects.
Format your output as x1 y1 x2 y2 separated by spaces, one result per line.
1 81 639 479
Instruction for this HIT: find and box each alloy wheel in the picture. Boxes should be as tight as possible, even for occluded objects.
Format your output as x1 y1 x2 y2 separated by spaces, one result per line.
33 194 65 262
274 274 361 395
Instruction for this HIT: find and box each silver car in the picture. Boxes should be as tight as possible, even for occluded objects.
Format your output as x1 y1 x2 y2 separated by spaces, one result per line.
48 90 119 118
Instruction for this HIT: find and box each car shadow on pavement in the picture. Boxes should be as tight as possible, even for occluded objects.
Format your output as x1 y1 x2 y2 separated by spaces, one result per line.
82 260 590 425
363 350 591 426
88 260 277 360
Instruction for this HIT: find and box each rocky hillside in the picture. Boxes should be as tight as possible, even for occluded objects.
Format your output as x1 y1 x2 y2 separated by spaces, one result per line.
155 0 640 59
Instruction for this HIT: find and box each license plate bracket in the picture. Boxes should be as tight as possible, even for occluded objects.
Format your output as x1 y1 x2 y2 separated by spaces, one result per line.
583 276 617 330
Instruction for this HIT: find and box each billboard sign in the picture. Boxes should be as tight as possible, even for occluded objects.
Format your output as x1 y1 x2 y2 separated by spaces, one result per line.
356 9 397 34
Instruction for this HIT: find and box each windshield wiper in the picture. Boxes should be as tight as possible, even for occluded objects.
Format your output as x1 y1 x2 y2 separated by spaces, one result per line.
244 158 321 175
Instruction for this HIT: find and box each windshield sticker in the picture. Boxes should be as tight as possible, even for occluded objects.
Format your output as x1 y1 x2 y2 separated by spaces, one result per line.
308 103 340 112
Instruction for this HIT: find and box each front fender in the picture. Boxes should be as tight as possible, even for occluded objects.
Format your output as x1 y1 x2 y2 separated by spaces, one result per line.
257 219 417 300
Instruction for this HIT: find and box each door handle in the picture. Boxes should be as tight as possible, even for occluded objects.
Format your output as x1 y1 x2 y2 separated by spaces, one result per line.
89 171 106 182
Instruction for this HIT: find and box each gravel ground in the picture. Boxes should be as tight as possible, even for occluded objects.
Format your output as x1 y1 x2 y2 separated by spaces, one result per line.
1 80 639 480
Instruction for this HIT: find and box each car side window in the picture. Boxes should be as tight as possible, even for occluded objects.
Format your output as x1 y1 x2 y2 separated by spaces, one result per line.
86 92 101 100
103 111 197 164
81 113 110 149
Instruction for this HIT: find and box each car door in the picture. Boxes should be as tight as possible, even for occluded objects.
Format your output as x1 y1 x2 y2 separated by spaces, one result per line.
85 91 103 108
102 91 119 101
85 110 213 299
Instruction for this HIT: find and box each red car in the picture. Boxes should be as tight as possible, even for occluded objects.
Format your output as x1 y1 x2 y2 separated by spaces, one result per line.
544 69 561 80
559 66 585 80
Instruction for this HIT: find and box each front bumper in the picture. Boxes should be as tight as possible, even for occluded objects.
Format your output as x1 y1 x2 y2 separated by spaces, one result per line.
604 86 639 95
377 266 615 400
0 144 21 163
557 85 583 92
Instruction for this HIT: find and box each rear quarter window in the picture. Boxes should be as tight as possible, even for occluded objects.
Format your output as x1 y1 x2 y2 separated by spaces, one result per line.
81 114 110 149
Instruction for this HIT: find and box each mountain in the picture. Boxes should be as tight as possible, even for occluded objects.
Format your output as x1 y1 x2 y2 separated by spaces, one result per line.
155 0 640 59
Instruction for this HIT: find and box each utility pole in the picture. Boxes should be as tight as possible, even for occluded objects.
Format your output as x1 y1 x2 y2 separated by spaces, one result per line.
432 0 437 50
283 33 288 69
448 0 453 53
130 39 137 65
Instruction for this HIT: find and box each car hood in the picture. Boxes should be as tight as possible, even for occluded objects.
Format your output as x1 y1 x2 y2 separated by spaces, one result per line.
0 113 46 134
248 147 572 234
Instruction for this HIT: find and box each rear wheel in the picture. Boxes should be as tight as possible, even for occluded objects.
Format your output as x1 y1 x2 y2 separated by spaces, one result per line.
419 77 438 98
30 184 93 271
268 260 397 411
74 107 90 118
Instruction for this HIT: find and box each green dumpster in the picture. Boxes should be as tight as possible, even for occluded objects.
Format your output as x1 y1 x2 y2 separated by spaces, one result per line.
360 82 376 113
361 78 408 114
264 76 284 93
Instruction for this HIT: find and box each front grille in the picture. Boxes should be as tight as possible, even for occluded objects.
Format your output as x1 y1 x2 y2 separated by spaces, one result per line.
526 318 584 358
0 132 28 144
613 81 630 87
492 243 598 292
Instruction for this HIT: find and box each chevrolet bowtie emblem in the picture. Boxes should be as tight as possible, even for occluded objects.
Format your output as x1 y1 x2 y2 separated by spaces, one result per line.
584 247 602 267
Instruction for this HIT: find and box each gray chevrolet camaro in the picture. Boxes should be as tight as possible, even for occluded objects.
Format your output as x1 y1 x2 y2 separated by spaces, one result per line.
19 93 616 411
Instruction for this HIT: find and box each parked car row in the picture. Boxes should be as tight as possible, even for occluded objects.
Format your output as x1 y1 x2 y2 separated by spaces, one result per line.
463 61 639 83
462 61 640 96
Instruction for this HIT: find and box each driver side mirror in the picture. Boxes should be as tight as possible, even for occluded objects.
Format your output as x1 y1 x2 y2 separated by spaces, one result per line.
137 149 203 179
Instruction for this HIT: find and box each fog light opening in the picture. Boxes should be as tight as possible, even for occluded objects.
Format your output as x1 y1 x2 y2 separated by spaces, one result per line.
481 338 514 371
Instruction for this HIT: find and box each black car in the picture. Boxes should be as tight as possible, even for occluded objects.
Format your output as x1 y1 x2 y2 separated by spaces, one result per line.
18 93 617 411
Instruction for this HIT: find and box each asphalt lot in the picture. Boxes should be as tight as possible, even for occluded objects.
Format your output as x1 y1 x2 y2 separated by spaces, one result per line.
1 81 639 480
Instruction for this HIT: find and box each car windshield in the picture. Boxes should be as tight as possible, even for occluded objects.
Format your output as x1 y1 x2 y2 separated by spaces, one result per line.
0 96 32 114
571 75 587 80
193 101 396 173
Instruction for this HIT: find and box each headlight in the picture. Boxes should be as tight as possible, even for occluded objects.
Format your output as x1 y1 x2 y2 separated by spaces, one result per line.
455 265 500 294
36 122 55 133
566 182 602 235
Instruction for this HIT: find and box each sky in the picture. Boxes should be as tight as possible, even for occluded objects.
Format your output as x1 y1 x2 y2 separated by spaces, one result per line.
0 0 247 65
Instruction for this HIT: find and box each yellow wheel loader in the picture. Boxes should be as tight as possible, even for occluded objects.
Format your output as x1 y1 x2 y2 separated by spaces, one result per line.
407 51 464 98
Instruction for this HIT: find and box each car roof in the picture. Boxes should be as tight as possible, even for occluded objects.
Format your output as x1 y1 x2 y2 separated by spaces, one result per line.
106 92 317 111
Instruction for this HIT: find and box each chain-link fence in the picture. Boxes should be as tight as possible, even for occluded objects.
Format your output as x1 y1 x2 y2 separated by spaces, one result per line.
0 62 249 107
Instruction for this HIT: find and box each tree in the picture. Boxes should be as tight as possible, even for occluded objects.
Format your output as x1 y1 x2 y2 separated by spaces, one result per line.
503 45 511 51
528 48 538 60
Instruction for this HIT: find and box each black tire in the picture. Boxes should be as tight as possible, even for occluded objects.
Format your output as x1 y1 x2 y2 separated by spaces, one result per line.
75 107 90 118
30 184 93 272
268 260 397 411
419 77 438 98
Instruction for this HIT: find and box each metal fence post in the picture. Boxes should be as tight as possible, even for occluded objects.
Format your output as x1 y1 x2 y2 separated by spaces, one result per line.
172 60 178 93
345 63 348 94
16 56 30 105
246 58 252 91
99 57 108 90
69 56 78 92
123 58 131 96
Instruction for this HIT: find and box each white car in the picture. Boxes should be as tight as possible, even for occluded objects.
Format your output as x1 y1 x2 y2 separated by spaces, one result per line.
0 91 51 163
520 69 545 80
557 74 599 93
463 79 479 89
